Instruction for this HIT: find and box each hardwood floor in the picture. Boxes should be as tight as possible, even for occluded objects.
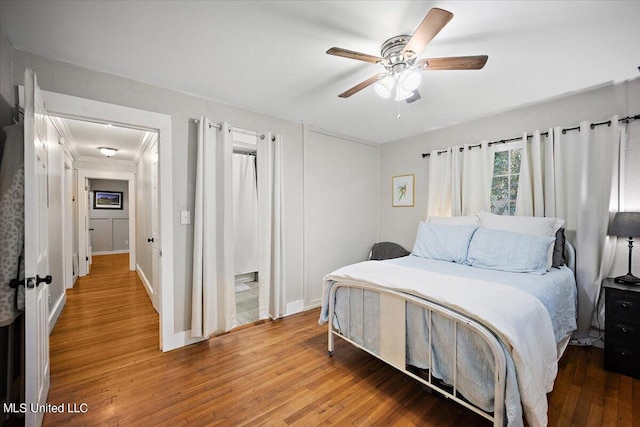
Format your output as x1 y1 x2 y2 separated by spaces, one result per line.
45 254 639 426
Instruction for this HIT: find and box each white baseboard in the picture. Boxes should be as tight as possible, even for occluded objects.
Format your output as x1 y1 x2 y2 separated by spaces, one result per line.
285 300 305 316
162 330 207 352
305 298 321 311
49 293 66 334
136 264 154 303
92 250 130 256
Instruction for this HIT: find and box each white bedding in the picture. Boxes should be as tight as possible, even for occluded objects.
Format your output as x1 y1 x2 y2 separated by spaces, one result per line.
320 258 577 427
387 255 578 354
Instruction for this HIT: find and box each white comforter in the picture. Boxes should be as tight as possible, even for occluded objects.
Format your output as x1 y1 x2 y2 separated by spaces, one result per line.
321 260 558 427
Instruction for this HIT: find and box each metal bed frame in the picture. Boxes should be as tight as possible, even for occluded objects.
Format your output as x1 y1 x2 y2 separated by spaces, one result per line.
327 282 506 425
326 241 576 427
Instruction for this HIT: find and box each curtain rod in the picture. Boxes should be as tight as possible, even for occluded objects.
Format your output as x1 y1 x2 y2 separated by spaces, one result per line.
421 114 640 158
193 118 276 141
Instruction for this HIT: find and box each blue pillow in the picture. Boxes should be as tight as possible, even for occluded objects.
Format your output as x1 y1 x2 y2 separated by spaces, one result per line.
467 227 555 274
412 222 479 264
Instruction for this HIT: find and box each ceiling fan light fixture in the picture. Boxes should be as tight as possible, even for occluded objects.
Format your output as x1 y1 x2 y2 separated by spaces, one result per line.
374 75 395 99
399 68 422 92
394 84 414 101
99 147 118 157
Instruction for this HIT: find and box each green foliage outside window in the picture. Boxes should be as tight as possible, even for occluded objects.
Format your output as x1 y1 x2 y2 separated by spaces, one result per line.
490 148 522 215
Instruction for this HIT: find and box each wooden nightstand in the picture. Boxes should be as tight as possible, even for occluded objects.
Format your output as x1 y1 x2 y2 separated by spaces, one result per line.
603 278 640 379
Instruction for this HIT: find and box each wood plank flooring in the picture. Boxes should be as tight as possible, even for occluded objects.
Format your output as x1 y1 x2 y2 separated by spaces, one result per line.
45 254 639 426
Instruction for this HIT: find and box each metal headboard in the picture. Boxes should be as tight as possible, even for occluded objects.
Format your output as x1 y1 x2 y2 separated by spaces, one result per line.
564 240 576 276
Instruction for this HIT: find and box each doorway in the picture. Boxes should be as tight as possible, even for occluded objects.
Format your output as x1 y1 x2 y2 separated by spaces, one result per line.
38 89 179 351
232 130 259 326
77 170 136 277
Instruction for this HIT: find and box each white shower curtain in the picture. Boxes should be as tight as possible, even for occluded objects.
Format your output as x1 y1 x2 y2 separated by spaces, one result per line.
257 133 286 320
191 118 236 338
516 117 621 336
232 153 259 275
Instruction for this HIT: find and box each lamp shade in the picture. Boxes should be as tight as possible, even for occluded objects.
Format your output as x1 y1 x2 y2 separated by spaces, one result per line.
608 212 640 237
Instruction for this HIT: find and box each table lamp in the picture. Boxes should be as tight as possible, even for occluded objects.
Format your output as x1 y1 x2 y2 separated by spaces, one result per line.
609 212 640 285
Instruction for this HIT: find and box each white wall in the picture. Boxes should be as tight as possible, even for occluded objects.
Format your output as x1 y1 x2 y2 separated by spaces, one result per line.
303 127 379 307
88 178 129 253
11 49 305 334
379 77 640 277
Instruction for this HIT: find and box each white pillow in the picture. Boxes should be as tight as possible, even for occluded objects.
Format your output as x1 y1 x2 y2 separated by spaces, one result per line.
478 211 564 269
467 227 555 275
428 215 480 226
478 211 564 237
412 222 479 264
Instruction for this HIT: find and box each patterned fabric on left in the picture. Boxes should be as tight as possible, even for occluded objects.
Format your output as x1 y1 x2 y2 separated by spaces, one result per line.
0 124 25 326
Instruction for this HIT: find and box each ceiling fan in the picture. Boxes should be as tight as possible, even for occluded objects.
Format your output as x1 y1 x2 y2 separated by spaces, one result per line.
327 7 488 103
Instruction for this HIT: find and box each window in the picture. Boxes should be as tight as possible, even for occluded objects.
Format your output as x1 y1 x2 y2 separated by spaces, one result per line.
490 146 522 215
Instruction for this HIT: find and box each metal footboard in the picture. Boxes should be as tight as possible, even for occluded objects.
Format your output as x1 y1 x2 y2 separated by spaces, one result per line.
327 282 507 427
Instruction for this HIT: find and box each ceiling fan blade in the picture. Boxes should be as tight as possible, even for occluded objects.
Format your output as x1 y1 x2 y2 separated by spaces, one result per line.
416 55 488 71
402 8 453 57
327 47 384 64
338 74 386 98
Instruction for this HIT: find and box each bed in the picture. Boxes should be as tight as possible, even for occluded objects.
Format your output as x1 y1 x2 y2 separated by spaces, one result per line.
318 213 577 427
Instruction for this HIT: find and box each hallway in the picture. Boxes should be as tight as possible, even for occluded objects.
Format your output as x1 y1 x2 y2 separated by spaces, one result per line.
45 254 158 425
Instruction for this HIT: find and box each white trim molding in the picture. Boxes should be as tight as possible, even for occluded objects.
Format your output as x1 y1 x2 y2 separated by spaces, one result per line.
39 89 176 352
136 264 154 309
285 300 305 316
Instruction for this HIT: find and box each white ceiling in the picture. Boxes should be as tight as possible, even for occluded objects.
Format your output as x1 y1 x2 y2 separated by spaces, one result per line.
61 117 149 162
2 1 639 143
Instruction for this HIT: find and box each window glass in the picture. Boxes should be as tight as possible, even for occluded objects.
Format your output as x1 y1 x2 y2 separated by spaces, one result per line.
490 147 522 215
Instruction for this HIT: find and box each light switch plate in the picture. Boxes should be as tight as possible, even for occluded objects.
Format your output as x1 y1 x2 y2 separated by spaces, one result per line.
180 211 191 225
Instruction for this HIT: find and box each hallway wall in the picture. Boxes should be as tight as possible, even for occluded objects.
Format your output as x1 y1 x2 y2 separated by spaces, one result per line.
11 49 305 334
89 179 129 254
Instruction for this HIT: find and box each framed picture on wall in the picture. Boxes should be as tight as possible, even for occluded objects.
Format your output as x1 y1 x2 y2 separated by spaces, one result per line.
94 191 123 210
392 174 414 207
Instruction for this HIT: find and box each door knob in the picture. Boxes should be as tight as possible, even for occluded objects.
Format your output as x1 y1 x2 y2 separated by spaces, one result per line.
148 237 154 243
36 275 52 287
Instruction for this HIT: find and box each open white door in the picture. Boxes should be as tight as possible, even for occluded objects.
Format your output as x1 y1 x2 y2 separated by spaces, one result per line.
151 139 160 311
85 179 92 274
24 69 51 427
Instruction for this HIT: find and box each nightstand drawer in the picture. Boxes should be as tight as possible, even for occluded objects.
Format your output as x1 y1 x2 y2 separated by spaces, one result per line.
606 319 640 345
604 342 640 379
607 288 640 322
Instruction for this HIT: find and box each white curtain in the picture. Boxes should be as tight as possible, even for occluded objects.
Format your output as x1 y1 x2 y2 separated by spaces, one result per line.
427 143 492 217
191 118 236 338
232 153 259 275
257 133 286 320
462 141 494 215
427 147 460 217
516 117 620 336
